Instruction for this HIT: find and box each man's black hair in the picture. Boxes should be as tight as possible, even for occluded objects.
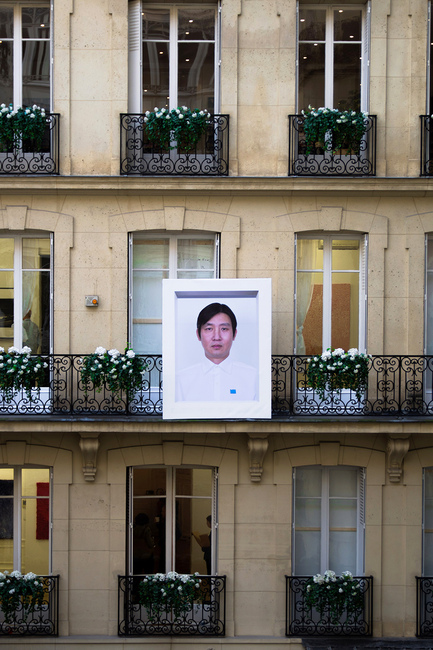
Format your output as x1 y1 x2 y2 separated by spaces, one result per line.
196 303 237 338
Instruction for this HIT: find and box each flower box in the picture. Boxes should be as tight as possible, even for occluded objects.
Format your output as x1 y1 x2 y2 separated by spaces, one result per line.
306 348 370 401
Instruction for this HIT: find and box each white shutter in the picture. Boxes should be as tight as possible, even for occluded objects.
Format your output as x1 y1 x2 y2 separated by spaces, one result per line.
128 0 141 113
359 235 368 352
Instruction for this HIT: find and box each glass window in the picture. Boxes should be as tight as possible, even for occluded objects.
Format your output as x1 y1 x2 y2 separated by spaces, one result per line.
298 4 368 111
0 4 51 110
129 466 216 575
129 2 218 113
0 234 52 353
0 466 51 574
293 466 364 576
295 234 366 355
130 233 219 354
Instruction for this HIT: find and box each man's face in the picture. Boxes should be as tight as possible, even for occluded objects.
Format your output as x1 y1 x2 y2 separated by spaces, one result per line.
197 312 237 364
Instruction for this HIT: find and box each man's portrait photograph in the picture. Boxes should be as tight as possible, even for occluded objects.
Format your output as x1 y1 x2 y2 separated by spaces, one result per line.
162 279 271 420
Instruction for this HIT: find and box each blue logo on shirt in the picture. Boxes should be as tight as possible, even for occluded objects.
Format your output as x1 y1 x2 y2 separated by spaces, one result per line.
230 389 236 394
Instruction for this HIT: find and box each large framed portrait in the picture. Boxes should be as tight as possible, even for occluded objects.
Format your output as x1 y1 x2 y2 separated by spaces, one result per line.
162 278 272 419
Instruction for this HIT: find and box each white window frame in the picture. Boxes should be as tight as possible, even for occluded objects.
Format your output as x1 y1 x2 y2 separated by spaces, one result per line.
0 466 52 574
128 1 220 113
0 232 53 353
296 2 370 112
292 465 365 576
127 465 218 575
294 233 367 354
128 232 220 351
1 2 53 110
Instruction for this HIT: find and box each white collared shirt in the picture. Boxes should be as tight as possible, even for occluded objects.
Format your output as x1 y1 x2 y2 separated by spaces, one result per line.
176 356 258 402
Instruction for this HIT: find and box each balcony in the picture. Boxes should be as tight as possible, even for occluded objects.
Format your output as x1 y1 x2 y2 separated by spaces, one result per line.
0 113 59 175
120 113 229 176
0 575 59 636
417 577 433 636
286 575 373 637
288 114 377 176
4 354 433 418
420 116 433 176
118 574 226 636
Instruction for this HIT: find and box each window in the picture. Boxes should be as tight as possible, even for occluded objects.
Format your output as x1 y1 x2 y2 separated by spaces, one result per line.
130 233 219 354
295 234 367 355
0 234 52 353
292 466 365 576
0 3 51 110
424 468 433 575
128 2 219 113
297 3 369 111
0 467 51 574
128 466 217 575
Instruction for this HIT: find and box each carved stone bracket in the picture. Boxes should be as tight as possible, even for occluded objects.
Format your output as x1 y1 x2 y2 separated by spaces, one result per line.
247 434 269 483
79 434 100 482
386 435 410 484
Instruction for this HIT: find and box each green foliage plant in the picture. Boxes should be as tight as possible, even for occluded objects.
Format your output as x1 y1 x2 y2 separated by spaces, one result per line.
138 572 202 622
0 104 47 152
80 346 147 398
303 570 365 625
306 347 370 400
0 346 48 402
302 106 369 155
0 571 45 624
144 106 210 152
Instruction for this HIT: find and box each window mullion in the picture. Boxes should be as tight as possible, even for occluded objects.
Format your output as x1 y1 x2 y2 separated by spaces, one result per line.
325 7 334 107
166 468 174 570
14 237 23 350
15 468 21 571
320 468 329 572
170 9 178 109
322 237 332 350
14 5 22 107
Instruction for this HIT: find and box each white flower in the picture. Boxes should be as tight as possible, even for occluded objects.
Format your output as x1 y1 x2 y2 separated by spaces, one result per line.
126 349 135 359
21 346 32 355
8 346 19 354
94 346 106 355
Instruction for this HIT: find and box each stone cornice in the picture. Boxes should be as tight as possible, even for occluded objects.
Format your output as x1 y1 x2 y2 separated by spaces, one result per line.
1 175 433 195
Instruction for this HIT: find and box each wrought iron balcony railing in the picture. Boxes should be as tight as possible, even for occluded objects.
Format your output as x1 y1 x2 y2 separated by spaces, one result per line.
120 114 229 176
420 115 433 176
4 354 433 418
0 113 59 174
0 575 59 636
118 574 226 636
288 114 377 176
286 575 373 637
416 577 433 636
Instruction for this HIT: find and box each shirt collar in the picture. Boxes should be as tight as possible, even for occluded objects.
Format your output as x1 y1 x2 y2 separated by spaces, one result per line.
202 356 233 375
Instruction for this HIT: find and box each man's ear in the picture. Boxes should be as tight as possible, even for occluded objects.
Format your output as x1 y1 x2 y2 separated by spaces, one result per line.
233 328 237 341
196 328 201 341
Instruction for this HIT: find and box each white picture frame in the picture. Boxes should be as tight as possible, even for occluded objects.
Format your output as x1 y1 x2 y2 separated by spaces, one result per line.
162 278 272 419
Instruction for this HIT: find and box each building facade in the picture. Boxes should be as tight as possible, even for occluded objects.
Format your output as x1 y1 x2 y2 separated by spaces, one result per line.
1 0 433 648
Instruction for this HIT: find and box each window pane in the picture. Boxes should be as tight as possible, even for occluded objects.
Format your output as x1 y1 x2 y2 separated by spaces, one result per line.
133 239 169 270
295 497 321 528
425 469 433 574
329 468 357 497
175 495 212 574
133 271 166 318
0 239 14 269
176 468 212 497
0 468 14 570
22 7 50 39
334 43 361 111
0 41 13 106
295 530 320 575
329 499 357 528
22 40 50 109
177 239 215 271
331 271 359 350
0 8 13 39
22 270 49 353
331 240 359 271
298 43 325 111
296 467 322 496
297 239 323 270
142 8 170 40
299 9 326 41
334 9 361 42
133 498 159 574
329 530 357 574
178 9 215 41
142 42 169 111
21 468 50 575
178 42 214 111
